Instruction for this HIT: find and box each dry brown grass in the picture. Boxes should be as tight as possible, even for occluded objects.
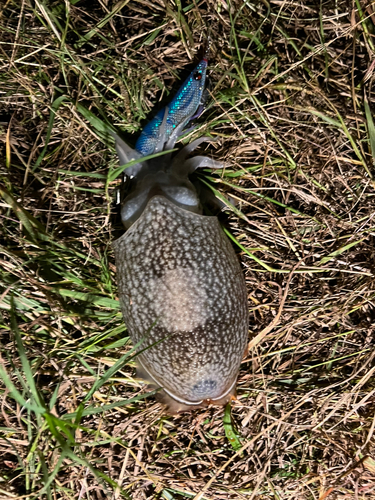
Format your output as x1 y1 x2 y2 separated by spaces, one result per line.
1 0 375 499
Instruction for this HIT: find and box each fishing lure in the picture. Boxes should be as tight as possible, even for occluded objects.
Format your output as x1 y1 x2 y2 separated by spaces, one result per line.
135 58 208 157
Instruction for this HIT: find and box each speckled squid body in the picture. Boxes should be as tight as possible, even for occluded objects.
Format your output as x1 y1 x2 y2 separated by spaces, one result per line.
113 56 248 412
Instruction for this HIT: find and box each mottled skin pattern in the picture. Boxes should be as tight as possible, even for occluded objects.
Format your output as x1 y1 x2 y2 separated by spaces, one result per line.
113 196 248 407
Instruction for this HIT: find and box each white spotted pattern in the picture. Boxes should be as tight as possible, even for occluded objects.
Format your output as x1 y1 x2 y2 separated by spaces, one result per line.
113 196 248 403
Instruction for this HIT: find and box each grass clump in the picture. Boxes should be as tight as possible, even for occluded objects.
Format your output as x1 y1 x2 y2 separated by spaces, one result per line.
1 0 375 499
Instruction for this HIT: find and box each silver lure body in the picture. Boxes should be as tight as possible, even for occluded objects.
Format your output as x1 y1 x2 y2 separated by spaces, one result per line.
113 59 248 412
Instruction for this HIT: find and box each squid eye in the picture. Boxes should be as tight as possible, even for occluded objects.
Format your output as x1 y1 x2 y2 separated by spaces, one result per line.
194 71 202 81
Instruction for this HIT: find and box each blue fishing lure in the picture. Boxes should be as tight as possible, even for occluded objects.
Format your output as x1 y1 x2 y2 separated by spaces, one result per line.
135 58 208 157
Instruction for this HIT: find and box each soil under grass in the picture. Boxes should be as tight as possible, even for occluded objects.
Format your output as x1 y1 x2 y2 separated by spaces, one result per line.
1 1 375 499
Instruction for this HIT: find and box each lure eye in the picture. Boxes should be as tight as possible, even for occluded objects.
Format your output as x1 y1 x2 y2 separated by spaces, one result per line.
194 71 202 81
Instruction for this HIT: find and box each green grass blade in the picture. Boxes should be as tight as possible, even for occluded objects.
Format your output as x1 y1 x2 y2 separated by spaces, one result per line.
32 95 68 171
108 148 178 182
319 238 365 265
223 403 243 453
364 89 375 166
63 391 157 420
0 185 45 242
10 298 45 412
0 364 45 415
76 0 131 46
